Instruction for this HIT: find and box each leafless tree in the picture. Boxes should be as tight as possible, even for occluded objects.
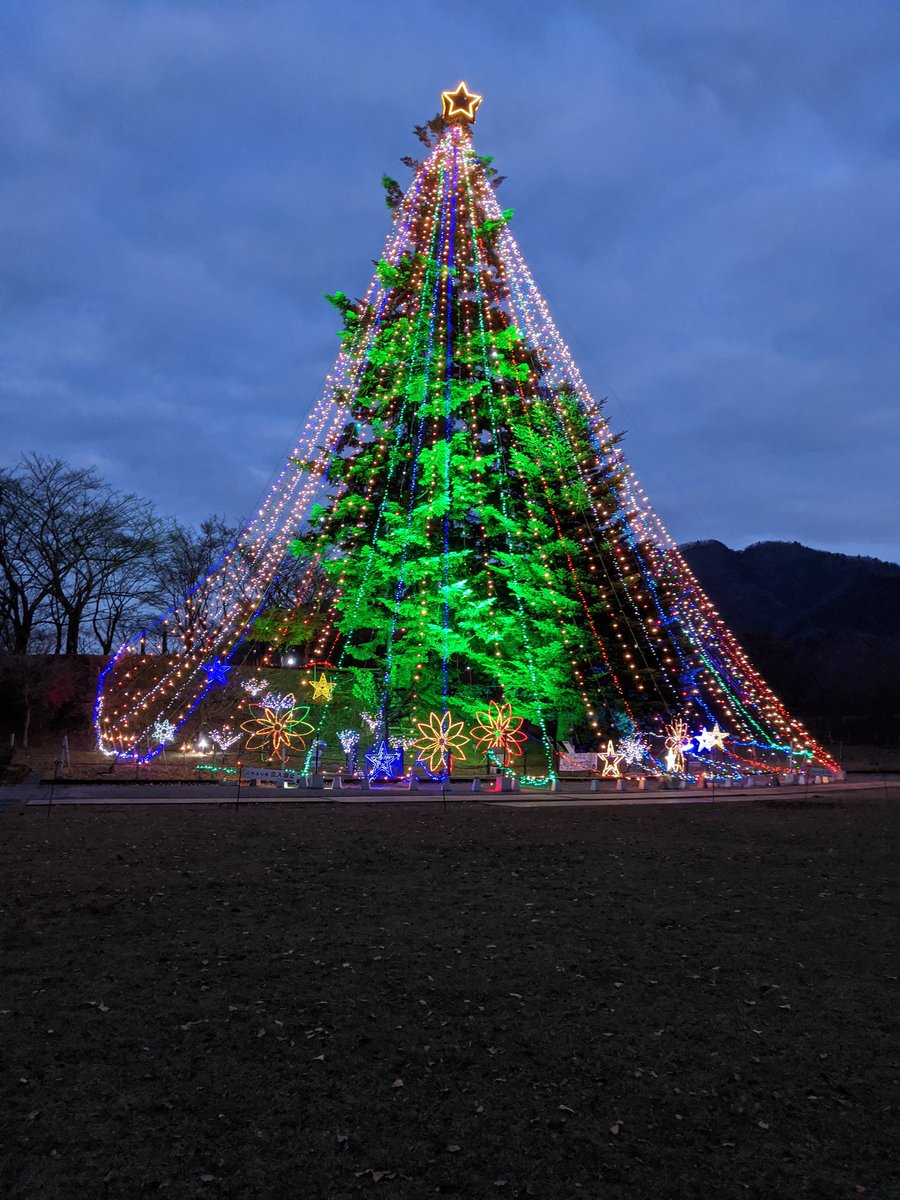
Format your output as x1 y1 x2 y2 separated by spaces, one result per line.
0 467 55 652
0 455 161 654
149 516 239 652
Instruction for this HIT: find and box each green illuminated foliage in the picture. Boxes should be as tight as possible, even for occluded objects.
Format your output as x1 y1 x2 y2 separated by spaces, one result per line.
285 133 674 762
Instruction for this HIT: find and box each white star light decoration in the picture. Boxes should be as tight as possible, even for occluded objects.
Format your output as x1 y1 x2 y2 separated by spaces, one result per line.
695 724 728 753
365 741 403 780
152 719 176 746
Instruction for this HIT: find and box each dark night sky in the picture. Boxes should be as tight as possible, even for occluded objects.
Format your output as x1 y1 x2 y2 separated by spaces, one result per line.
2 1 899 560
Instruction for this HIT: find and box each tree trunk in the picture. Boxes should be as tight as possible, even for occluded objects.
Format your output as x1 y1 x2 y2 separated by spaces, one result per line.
65 607 84 655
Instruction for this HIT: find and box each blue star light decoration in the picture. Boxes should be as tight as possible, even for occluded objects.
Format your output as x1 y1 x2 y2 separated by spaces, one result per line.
365 741 403 781
203 659 232 687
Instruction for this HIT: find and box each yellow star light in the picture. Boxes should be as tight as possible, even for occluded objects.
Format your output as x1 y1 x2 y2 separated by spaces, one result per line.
599 739 625 778
311 673 335 702
696 723 728 753
441 81 483 124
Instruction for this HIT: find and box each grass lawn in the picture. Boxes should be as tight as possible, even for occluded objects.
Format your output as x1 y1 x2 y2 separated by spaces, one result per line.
1 794 898 1199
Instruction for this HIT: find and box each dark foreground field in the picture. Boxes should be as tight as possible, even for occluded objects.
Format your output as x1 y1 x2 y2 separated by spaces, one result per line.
1 795 898 1200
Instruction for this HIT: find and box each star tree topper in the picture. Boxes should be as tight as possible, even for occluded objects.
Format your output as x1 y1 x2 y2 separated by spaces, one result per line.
441 81 482 124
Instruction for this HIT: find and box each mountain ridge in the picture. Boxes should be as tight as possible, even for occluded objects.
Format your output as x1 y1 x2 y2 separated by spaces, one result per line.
680 540 900 741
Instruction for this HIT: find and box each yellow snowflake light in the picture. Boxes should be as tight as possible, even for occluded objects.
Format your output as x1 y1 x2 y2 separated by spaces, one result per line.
470 700 527 766
241 702 314 758
413 710 470 774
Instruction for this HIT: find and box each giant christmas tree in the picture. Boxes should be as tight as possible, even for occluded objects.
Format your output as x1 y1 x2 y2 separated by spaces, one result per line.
96 84 838 781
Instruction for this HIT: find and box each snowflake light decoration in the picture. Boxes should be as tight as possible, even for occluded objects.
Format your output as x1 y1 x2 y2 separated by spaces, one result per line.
260 691 296 713
619 732 648 766
152 719 176 746
242 677 270 698
209 726 242 753
241 702 314 758
469 701 527 766
360 711 380 734
413 710 470 775
393 733 421 751
337 729 360 755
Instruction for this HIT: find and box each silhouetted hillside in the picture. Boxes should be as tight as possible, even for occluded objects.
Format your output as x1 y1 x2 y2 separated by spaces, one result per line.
681 540 900 743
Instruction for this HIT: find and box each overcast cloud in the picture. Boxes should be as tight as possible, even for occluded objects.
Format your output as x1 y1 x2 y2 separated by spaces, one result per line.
2 0 898 559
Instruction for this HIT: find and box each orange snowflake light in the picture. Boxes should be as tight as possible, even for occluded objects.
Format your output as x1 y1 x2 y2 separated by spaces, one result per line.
413 710 470 775
241 702 314 759
470 700 527 766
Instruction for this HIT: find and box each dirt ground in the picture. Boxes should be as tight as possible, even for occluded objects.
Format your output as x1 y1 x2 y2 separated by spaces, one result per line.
1 793 898 1200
